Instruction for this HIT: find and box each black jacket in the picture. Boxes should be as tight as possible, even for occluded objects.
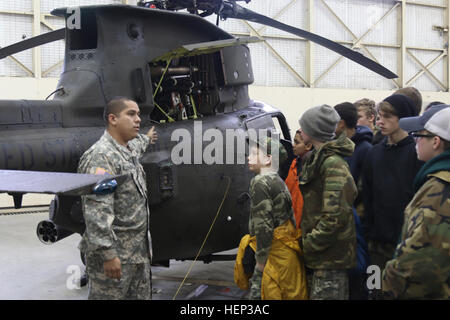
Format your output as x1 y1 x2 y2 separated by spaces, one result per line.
362 135 423 245
345 125 373 183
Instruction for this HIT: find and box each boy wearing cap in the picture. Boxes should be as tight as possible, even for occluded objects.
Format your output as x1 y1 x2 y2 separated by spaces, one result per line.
382 105 450 299
244 135 307 300
362 94 423 282
298 105 357 300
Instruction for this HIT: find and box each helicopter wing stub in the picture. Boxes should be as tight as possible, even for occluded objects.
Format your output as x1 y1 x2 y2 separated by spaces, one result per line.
0 28 65 60
219 3 398 79
0 170 127 196
152 36 261 62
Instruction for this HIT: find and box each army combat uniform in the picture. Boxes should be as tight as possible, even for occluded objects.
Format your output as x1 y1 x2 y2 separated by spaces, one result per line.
299 133 357 300
78 130 152 300
382 167 450 299
248 171 297 300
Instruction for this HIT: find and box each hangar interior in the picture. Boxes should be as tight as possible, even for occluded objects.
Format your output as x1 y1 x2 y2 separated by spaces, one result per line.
0 0 449 299
1 0 450 131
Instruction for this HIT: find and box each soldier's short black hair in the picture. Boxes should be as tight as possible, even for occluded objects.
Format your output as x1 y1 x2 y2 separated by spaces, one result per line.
334 102 358 129
103 96 134 126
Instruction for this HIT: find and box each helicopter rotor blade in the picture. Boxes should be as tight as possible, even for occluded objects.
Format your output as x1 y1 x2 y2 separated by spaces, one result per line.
0 28 65 60
219 2 398 79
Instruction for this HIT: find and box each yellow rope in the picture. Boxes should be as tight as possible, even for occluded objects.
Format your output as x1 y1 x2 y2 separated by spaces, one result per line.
172 176 232 300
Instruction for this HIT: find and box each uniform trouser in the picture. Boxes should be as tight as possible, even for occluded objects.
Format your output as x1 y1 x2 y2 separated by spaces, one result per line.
86 257 152 300
307 269 349 300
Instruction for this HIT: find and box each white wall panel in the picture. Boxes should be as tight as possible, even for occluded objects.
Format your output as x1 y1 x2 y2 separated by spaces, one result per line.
0 2 32 12
314 45 397 90
1 0 449 93
406 5 445 48
251 38 306 87
0 14 33 76
406 49 445 91
40 16 65 78
315 0 353 43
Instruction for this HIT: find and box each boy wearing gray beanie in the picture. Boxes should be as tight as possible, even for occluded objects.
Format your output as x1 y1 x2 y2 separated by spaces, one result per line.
298 105 341 142
297 105 357 300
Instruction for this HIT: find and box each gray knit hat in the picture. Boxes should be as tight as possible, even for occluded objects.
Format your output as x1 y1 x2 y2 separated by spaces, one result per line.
298 104 341 142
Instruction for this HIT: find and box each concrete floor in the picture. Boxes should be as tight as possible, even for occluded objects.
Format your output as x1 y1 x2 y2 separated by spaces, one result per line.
0 194 245 300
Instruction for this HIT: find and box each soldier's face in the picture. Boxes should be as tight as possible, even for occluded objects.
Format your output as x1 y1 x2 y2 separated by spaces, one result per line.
247 146 270 174
110 101 141 142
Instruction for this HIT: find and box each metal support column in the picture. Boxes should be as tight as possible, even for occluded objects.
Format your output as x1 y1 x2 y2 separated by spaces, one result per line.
32 0 41 78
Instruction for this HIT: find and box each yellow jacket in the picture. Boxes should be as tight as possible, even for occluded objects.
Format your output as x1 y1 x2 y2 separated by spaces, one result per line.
234 220 308 300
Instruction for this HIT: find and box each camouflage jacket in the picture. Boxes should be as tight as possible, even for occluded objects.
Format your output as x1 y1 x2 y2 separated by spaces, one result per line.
382 171 450 299
78 130 151 264
249 171 295 266
299 133 357 269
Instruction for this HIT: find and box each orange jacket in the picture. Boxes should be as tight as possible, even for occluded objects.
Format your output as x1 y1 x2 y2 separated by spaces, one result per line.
284 158 304 229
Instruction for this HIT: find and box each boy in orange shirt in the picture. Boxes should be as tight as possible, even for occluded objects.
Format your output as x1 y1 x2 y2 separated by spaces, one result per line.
285 129 313 228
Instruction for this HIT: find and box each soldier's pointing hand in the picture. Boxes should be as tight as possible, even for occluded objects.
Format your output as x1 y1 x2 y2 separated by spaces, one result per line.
147 126 158 144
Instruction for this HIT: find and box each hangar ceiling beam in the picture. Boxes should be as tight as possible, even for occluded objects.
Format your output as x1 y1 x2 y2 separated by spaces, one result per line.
403 1 447 9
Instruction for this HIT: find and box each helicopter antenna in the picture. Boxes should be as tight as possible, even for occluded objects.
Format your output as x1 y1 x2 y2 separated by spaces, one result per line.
45 86 65 100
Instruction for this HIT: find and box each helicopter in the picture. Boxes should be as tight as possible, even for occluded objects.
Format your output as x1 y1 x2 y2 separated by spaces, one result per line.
0 0 397 266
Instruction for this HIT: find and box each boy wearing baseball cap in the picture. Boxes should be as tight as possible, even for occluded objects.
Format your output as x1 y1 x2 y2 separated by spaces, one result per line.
242 134 307 300
382 105 450 299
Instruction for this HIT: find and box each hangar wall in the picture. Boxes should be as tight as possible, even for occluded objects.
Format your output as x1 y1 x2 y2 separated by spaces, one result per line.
1 0 450 133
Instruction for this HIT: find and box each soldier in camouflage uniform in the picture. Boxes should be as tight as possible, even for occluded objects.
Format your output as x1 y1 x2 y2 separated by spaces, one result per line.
247 135 295 300
298 105 357 300
382 105 450 299
78 97 157 300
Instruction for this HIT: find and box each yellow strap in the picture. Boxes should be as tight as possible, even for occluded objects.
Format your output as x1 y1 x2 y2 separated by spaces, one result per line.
189 95 198 119
153 58 172 100
172 176 232 300
154 102 175 123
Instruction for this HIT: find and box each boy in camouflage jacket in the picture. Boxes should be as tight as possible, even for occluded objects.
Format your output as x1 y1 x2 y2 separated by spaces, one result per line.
298 105 357 300
382 105 450 299
246 134 298 300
